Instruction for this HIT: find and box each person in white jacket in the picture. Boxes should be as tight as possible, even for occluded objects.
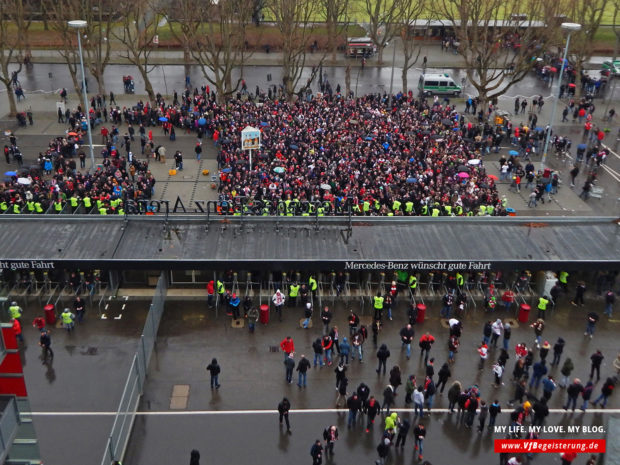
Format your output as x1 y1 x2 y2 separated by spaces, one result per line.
490 318 503 348
272 289 285 321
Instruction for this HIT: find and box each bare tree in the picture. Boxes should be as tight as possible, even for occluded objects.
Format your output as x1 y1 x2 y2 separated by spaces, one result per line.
614 0 620 61
81 0 114 95
0 0 30 116
266 0 321 100
188 0 253 103
562 0 610 98
364 0 404 63
399 0 425 93
114 0 160 102
161 0 200 79
319 0 350 62
435 0 559 107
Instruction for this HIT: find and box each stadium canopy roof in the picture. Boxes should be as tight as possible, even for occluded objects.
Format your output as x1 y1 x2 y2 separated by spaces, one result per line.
0 216 617 272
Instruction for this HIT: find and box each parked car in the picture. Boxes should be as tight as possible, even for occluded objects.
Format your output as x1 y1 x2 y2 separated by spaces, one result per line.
601 60 620 76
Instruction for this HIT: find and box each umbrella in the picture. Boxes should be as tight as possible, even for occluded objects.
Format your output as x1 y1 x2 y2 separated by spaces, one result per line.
488 174 499 181
159 116 168 122
509 150 519 156
67 131 78 136
221 168 232 173
349 119 358 124
550 67 558 73
453 127 460 131
198 118 206 126
260 122 269 127
577 144 587 150
273 167 285 174
290 144 298 150
365 137 373 141
406 177 417 183
457 165 469 172
535 127 544 132
431 134 442 139
457 172 469 178
568 83 576 88
467 159 481 166
17 177 31 185
4 171 16 177
320 183 331 190
193 111 200 116
441 118 452 126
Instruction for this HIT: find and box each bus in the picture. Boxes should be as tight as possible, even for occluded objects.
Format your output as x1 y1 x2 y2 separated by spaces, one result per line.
346 37 377 58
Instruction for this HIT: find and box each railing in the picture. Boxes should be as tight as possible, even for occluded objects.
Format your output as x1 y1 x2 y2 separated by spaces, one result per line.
0 396 20 464
100 271 168 465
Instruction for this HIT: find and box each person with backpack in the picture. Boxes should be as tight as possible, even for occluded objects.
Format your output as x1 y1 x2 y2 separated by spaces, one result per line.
206 358 221 389
592 377 615 408
310 439 323 465
278 397 291 432
376 343 391 375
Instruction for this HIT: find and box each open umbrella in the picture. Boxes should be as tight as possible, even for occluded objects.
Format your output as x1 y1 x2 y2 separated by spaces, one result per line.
273 167 285 174
198 118 206 126
290 144 298 150
406 177 417 183
320 183 331 190
509 150 519 156
4 171 16 177
457 165 469 172
159 116 168 122
457 172 469 178
260 122 269 127
221 168 232 173
467 159 481 166
17 177 31 185
577 144 587 150
365 136 373 141
550 67 558 73
488 174 499 181
67 131 78 136
441 118 452 126
568 83 576 88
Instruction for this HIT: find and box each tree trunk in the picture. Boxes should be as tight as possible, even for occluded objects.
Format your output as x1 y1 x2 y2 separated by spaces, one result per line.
94 70 106 96
328 20 336 62
139 65 156 103
345 65 351 97
401 59 409 93
183 46 192 80
3 81 17 117
377 45 384 64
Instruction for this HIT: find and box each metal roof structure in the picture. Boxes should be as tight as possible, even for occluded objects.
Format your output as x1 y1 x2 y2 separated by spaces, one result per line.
0 216 618 271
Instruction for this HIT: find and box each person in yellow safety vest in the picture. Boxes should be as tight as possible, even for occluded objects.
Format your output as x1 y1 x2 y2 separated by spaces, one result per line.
8 301 23 323
477 205 485 215
309 275 318 297
558 271 569 292
373 292 384 314
96 199 103 210
537 296 549 319
289 282 300 307
487 205 494 215
467 210 474 216
118 207 125 215
352 203 361 214
421 204 428 215
27 201 34 212
405 201 414 214
83 196 92 209
455 205 463 215
408 274 417 294
444 205 452 216
61 307 75 333
70 195 79 209
54 201 62 213
13 203 20 214
431 207 440 216
35 202 43 213
317 207 324 216
99 206 107 215
363 201 370 214
392 199 401 212
456 272 464 288
501 196 508 208
0 201 7 212
374 200 380 211
216 280 225 296
309 203 316 214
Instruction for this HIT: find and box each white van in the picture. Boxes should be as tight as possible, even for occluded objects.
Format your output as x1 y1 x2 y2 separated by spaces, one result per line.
418 73 462 96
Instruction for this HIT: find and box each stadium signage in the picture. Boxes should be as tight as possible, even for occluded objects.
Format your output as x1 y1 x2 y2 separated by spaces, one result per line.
0 260 56 271
344 261 492 272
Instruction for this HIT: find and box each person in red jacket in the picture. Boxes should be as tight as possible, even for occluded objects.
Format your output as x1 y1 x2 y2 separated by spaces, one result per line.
280 336 295 360
206 280 215 308
322 334 334 366
12 318 23 343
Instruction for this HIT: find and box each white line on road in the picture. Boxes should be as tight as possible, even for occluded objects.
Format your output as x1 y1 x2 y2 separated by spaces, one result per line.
603 144 620 161
28 408 620 416
601 164 620 183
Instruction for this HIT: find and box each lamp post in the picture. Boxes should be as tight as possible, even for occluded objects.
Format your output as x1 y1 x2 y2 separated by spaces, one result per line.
541 22 581 169
68 20 95 171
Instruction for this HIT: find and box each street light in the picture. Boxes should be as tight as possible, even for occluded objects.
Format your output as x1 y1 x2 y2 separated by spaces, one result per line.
68 20 95 171
541 22 581 169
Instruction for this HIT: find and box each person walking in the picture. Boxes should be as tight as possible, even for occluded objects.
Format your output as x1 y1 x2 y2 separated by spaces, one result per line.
490 319 503 348
477 400 489 432
8 301 23 326
508 379 527 406
310 439 323 465
296 354 311 388
272 289 285 321
383 384 396 415
329 326 340 355
419 332 435 364
39 329 53 363
400 324 414 359
346 393 362 428
11 318 23 343
206 358 221 389
542 376 557 402
335 374 348 408
531 319 545 348
529 360 548 390
395 418 410 447
604 289 615 317
551 337 565 366
482 321 492 345
478 342 489 369
436 363 451 393
447 381 462 413
339 336 350 365
323 425 338 457
280 336 295 360
589 350 604 382
536 296 549 319
320 306 332 335
559 358 574 388
592 377 615 408
489 400 501 429
571 281 586 306
584 312 600 338
563 378 584 411
502 322 511 351
334 361 347 390
448 333 460 364
61 307 75 333
581 381 594 411
321 334 334 366
376 343 390 375
352 327 365 362
532 398 549 426
413 385 425 417
278 397 291 432
376 437 390 465
284 353 295 384
492 362 504 387
365 395 381 432
389 365 402 395
464 394 479 428
73 296 86 323
247 306 259 333
312 338 324 368
413 423 427 460
190 449 200 465
348 310 360 336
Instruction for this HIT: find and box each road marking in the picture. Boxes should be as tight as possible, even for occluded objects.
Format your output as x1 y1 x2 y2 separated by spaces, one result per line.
601 164 620 183
603 144 620 161
100 314 107 319
28 408 620 416
121 304 126 310
114 314 122 320
104 304 109 310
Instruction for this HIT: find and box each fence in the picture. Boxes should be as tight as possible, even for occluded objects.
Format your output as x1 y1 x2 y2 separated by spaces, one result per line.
0 396 20 464
100 271 168 465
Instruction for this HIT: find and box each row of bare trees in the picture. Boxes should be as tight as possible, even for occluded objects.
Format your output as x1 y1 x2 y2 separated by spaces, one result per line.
0 0 617 113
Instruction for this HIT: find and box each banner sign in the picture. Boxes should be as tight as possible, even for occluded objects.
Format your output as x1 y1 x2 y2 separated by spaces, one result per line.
241 126 261 150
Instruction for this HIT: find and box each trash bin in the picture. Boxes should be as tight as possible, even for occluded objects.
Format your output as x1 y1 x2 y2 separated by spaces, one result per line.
44 304 56 325
518 303 530 323
259 304 269 325
416 303 426 324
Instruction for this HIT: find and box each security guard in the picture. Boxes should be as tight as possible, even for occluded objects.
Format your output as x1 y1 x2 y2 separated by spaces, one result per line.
8 301 23 324
216 279 225 297
12 203 20 214
83 195 92 210
288 282 300 307
363 200 370 214
373 292 384 315
34 202 43 213
26 200 35 212
405 200 414 214
421 204 429 215
308 275 318 298
0 200 7 212
456 272 464 288
408 274 417 295
54 200 63 213
444 205 452 216
99 206 107 215
61 307 75 333
70 195 79 210
537 295 549 319
392 199 401 212
431 206 440 216
558 271 569 292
